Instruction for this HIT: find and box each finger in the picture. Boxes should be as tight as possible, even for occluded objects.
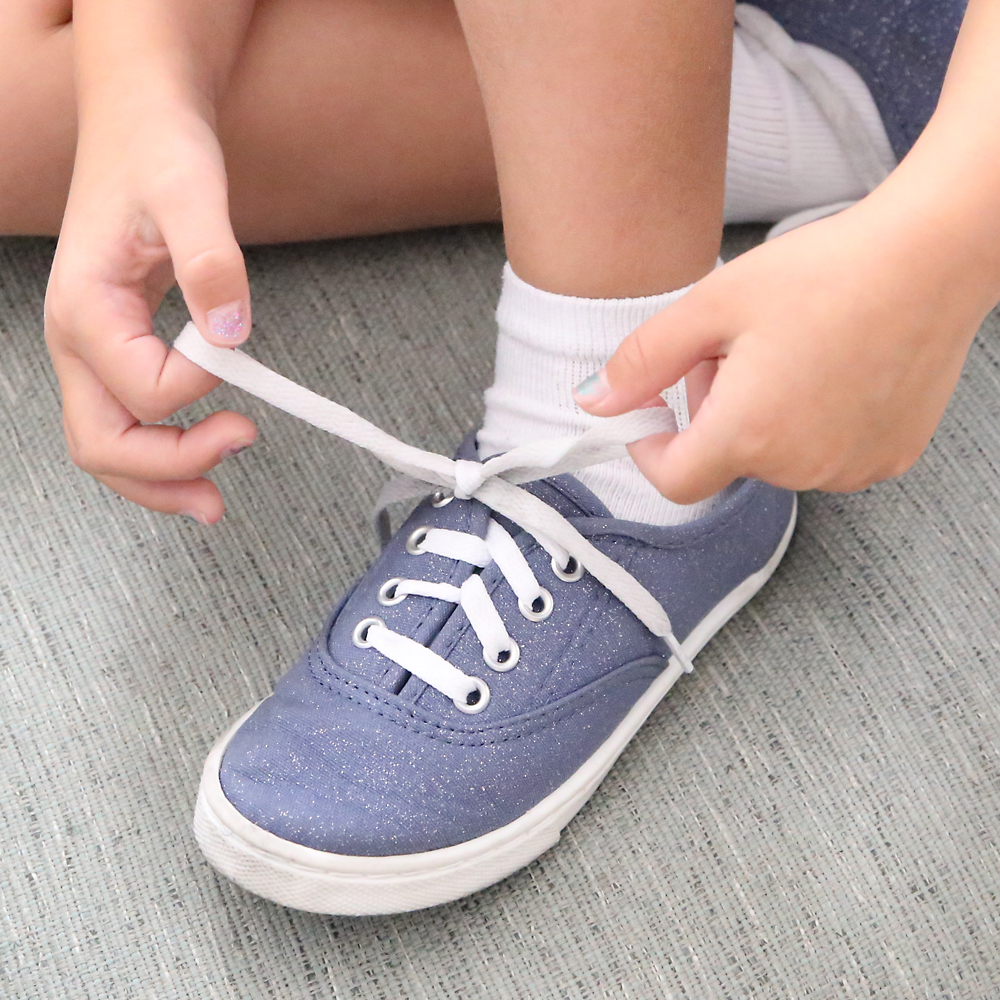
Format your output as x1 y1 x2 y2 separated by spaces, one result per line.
154 161 252 348
97 474 226 524
62 153 249 421
626 394 744 504
141 256 178 317
78 326 224 425
61 355 257 480
70 406 257 481
575 287 728 417
46 266 224 423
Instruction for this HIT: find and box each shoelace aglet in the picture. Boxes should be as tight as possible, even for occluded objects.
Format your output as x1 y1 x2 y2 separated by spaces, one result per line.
665 633 694 674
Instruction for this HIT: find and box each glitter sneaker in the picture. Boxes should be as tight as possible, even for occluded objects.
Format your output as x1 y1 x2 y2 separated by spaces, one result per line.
176 326 796 915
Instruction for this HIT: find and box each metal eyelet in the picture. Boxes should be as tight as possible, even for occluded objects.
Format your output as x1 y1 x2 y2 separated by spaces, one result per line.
406 526 430 555
519 588 553 622
378 578 407 606
352 616 385 648
453 676 491 714
431 490 454 508
551 554 584 582
484 640 520 672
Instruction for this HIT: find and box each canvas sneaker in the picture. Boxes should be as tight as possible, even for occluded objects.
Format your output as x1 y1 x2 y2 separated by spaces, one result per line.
176 326 796 915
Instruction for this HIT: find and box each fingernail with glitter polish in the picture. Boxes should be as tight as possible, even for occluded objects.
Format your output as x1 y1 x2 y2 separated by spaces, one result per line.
207 301 248 342
573 369 611 405
180 509 211 526
220 440 253 460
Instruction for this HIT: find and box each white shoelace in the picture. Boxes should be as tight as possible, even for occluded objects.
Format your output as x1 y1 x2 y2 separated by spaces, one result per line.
175 324 693 715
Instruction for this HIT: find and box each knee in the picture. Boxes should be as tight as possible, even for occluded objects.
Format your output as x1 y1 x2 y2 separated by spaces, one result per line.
0 2 74 235
6 0 73 31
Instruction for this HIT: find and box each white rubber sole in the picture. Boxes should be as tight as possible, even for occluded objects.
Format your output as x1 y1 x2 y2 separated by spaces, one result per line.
194 497 797 916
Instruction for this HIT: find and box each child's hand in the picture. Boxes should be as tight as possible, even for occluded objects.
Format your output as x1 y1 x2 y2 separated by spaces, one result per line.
45 104 256 523
577 197 997 503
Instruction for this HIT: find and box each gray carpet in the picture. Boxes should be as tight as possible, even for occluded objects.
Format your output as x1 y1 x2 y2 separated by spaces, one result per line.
3 225 1000 999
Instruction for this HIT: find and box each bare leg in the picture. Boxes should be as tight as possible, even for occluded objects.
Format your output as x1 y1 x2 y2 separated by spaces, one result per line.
0 2 76 234
220 0 498 242
0 0 499 240
452 0 733 298
461 0 733 528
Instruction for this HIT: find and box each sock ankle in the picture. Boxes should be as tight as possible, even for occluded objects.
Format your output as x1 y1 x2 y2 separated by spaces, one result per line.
725 21 895 223
478 265 721 527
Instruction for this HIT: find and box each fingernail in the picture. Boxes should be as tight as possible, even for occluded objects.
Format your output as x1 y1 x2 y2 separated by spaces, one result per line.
574 370 611 404
179 509 211 526
207 301 248 341
220 439 254 460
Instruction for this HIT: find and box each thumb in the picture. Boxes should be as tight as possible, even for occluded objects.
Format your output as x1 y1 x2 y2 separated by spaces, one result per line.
156 169 251 348
574 287 725 417
627 391 744 504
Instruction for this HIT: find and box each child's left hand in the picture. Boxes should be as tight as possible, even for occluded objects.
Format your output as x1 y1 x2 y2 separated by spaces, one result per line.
577 196 999 503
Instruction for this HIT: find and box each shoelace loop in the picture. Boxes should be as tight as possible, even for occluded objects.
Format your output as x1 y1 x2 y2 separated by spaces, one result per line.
174 325 695 711
453 460 491 500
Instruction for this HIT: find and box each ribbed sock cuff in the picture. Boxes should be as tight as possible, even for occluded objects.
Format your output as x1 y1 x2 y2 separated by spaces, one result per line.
495 265 697 356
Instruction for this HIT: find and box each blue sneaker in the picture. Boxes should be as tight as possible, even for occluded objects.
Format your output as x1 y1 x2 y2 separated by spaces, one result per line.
179 326 797 915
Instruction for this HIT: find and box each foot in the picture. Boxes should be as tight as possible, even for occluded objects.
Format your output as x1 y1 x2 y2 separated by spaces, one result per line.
177 328 797 916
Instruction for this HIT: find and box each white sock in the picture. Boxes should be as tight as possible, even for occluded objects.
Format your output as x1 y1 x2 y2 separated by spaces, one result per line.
478 16 891 526
478 265 720 527
725 23 895 223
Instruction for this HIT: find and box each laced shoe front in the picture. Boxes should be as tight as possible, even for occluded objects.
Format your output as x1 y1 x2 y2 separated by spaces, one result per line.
177 326 796 915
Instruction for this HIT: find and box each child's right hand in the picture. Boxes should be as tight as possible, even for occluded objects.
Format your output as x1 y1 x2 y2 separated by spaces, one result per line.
45 101 257 524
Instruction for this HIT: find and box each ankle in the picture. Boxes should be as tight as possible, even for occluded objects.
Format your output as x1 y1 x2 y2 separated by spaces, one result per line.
479 264 722 527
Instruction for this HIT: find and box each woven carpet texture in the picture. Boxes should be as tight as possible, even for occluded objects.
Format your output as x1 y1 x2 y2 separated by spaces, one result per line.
3 225 1000 999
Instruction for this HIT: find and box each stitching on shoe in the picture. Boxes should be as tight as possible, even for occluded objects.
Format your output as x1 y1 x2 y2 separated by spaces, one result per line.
311 658 583 745
309 651 662 747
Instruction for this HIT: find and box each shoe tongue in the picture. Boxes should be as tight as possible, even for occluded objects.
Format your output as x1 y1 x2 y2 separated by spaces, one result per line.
518 472 612 519
473 429 613 521
325 432 609 693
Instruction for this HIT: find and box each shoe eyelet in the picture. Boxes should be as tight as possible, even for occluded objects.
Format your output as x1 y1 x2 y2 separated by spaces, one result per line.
551 554 584 582
352 616 385 648
519 588 553 622
484 640 520 672
431 490 454 508
453 676 490 714
406 526 430 555
378 578 407 606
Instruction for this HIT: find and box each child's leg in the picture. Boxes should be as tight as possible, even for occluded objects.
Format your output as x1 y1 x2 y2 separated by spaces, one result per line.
464 0 732 525
0 0 498 239
0 1 76 235
2 0 894 243
455 0 732 298
220 0 497 242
